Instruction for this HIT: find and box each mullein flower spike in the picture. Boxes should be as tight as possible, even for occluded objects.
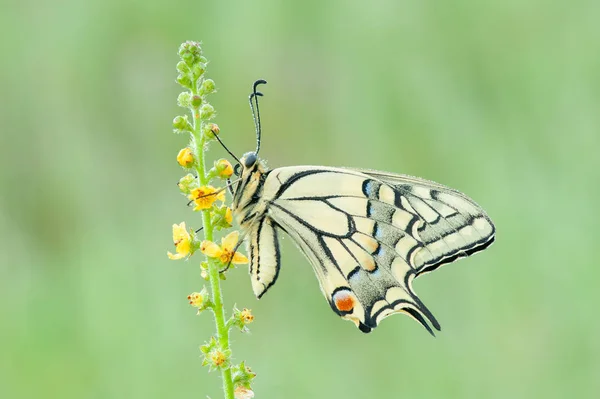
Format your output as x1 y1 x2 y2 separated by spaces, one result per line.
169 41 254 399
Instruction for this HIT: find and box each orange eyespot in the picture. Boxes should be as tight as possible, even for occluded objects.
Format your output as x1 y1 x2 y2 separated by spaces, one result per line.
333 291 355 313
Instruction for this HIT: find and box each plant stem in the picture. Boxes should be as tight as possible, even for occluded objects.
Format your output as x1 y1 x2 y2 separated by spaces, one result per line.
192 111 235 399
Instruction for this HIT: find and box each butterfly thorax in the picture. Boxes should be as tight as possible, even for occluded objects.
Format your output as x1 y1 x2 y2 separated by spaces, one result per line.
232 153 270 230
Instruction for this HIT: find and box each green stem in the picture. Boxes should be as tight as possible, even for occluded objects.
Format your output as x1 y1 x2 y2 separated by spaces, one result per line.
192 110 234 399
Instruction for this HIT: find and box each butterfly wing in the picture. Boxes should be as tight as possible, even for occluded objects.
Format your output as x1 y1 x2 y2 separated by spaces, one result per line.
354 168 496 276
247 217 282 299
248 166 495 333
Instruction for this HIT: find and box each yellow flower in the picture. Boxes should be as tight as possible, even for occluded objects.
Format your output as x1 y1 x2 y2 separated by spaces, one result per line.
216 159 234 179
167 222 192 260
188 185 225 210
240 308 254 324
225 207 233 224
187 292 204 308
210 350 227 367
177 147 194 168
200 231 249 265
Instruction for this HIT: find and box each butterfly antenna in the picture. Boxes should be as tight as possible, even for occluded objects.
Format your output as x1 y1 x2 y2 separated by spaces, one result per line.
249 79 267 155
213 132 242 166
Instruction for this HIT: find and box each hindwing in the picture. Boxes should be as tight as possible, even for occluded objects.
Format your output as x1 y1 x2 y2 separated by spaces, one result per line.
247 217 282 299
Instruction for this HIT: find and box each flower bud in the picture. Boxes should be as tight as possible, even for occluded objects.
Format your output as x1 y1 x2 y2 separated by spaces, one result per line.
177 148 194 168
178 174 196 194
176 61 190 74
191 95 203 108
215 159 233 179
203 123 220 140
178 41 202 66
176 74 193 90
192 64 206 79
199 103 215 120
177 92 192 108
200 79 216 95
212 205 233 231
172 115 193 133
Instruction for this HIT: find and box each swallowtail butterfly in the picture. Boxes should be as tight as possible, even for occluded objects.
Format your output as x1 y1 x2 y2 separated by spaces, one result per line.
221 81 495 334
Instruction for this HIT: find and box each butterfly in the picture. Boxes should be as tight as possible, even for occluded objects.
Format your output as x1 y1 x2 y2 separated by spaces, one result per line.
220 80 495 334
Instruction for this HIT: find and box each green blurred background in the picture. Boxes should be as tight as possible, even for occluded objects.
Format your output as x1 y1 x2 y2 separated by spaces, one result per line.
2 1 599 398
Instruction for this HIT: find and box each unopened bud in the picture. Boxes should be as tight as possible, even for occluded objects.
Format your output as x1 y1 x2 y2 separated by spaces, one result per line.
177 148 194 168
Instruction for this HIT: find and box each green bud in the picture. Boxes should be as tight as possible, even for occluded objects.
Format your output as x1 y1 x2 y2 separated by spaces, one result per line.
192 64 206 79
200 79 216 96
212 204 233 231
202 123 220 140
200 104 215 120
200 336 218 355
176 61 190 74
178 41 203 66
191 95 203 108
178 174 197 194
172 115 193 133
177 92 192 108
181 51 194 66
176 74 193 89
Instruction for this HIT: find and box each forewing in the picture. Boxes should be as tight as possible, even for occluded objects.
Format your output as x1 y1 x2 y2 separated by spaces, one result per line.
355 168 496 275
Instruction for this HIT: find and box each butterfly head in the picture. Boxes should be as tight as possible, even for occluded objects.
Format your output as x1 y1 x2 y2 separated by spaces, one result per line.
241 151 258 169
237 151 268 176
231 151 267 218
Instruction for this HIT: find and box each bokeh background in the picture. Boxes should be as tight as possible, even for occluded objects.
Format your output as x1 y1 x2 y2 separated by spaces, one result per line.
2 1 599 398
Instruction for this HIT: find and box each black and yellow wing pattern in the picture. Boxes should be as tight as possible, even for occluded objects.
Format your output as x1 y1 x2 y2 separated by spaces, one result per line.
233 161 495 334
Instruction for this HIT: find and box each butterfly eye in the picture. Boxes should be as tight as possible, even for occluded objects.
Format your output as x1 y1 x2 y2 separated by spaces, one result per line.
243 152 257 168
234 163 241 176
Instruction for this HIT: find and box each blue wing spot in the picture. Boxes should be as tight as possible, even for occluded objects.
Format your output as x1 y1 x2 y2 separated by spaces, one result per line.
362 179 373 197
361 179 381 199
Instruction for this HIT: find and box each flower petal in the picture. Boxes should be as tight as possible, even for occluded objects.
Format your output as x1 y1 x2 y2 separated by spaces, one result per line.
221 231 239 251
176 239 191 256
172 222 190 242
232 251 249 264
168 251 186 260
201 240 223 258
